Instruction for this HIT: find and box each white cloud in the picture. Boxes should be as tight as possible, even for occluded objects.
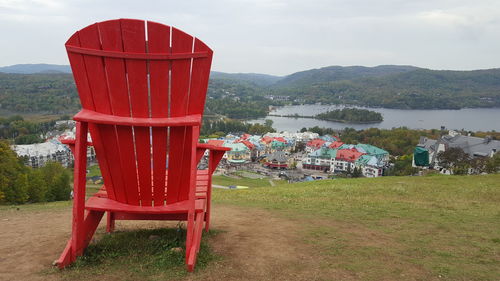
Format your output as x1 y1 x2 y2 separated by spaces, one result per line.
0 0 499 75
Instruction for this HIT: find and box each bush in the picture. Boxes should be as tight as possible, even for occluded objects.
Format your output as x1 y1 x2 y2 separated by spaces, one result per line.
0 141 71 204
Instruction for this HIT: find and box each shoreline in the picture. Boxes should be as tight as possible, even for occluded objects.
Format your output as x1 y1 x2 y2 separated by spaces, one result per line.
268 114 383 124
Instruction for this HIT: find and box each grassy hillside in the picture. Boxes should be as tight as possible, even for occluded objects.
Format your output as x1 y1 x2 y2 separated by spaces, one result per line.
213 174 500 280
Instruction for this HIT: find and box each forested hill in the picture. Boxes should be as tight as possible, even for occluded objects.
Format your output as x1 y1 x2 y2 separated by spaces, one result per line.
1 64 500 115
272 67 500 109
210 71 282 86
0 64 71 74
273 65 419 88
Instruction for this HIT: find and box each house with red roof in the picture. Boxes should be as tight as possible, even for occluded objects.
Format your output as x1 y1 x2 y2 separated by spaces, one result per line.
305 138 326 153
240 140 255 150
332 148 366 173
329 141 344 149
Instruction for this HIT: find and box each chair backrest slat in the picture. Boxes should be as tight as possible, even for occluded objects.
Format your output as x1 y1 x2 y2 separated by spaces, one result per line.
66 19 212 206
166 27 195 204
70 23 124 202
98 20 140 205
121 19 153 206
147 21 170 206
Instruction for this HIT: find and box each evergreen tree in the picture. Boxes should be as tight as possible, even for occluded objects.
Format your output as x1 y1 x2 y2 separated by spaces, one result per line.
352 167 363 178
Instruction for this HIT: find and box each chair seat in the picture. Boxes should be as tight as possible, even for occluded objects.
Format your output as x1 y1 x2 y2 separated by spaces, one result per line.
89 170 211 212
86 196 206 214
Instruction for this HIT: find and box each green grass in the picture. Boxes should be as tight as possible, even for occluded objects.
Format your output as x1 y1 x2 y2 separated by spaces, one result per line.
57 227 220 281
213 174 500 280
87 165 102 178
212 175 278 187
0 200 71 212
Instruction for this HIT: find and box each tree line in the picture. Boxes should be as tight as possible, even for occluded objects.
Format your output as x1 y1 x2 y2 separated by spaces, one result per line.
437 147 500 175
200 119 275 138
0 141 71 204
315 108 383 123
0 115 58 144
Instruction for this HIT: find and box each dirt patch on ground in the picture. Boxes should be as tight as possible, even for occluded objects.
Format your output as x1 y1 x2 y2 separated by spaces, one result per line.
0 204 351 281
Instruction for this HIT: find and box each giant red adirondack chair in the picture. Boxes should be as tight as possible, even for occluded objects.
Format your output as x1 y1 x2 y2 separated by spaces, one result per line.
55 19 229 271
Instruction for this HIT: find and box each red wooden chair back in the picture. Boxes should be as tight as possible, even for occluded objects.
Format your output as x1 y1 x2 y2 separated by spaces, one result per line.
66 19 213 206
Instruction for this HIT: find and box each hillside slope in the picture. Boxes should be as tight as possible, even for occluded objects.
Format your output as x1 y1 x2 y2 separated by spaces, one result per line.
214 174 500 280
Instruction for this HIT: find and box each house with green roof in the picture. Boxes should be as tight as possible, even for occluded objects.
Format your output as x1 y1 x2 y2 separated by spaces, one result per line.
223 142 251 164
354 154 385 177
302 147 337 171
355 144 389 161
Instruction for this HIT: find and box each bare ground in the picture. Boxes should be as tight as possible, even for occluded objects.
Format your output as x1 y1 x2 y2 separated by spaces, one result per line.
0 204 352 281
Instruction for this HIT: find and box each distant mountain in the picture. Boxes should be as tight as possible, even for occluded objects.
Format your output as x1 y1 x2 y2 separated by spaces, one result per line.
1 64 499 114
0 64 72 74
271 67 500 109
273 65 420 88
210 71 282 86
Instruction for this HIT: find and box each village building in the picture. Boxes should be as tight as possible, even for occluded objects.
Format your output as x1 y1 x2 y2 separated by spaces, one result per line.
413 130 500 173
302 141 389 177
305 138 326 153
264 151 290 169
331 148 366 173
12 139 73 168
302 147 337 171
223 142 251 164
355 155 386 177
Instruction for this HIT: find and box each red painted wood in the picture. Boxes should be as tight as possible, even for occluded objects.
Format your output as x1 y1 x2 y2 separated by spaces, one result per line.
167 27 194 204
66 30 117 201
210 150 226 174
78 23 128 203
86 196 205 214
81 210 105 250
62 19 219 272
113 212 188 221
121 19 153 206
74 109 201 126
187 212 204 272
97 20 140 205
188 38 213 115
147 21 170 206
197 143 230 151
71 122 88 259
196 147 206 164
55 239 72 268
67 45 208 60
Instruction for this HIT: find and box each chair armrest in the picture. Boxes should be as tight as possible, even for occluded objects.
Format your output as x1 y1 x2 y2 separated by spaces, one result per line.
197 143 230 152
74 109 201 127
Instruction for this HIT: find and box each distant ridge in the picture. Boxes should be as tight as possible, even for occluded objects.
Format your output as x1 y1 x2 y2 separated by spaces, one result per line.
0 64 72 74
210 71 282 86
273 65 420 88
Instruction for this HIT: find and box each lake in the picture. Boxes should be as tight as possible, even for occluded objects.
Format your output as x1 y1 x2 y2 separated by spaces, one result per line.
249 104 500 132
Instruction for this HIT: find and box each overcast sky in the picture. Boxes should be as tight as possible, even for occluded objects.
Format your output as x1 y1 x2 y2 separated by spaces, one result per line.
1 0 499 76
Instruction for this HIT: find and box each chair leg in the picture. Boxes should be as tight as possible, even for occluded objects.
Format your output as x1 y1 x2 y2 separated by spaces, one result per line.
56 210 104 268
204 196 211 232
186 211 204 272
185 211 195 265
106 212 115 233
